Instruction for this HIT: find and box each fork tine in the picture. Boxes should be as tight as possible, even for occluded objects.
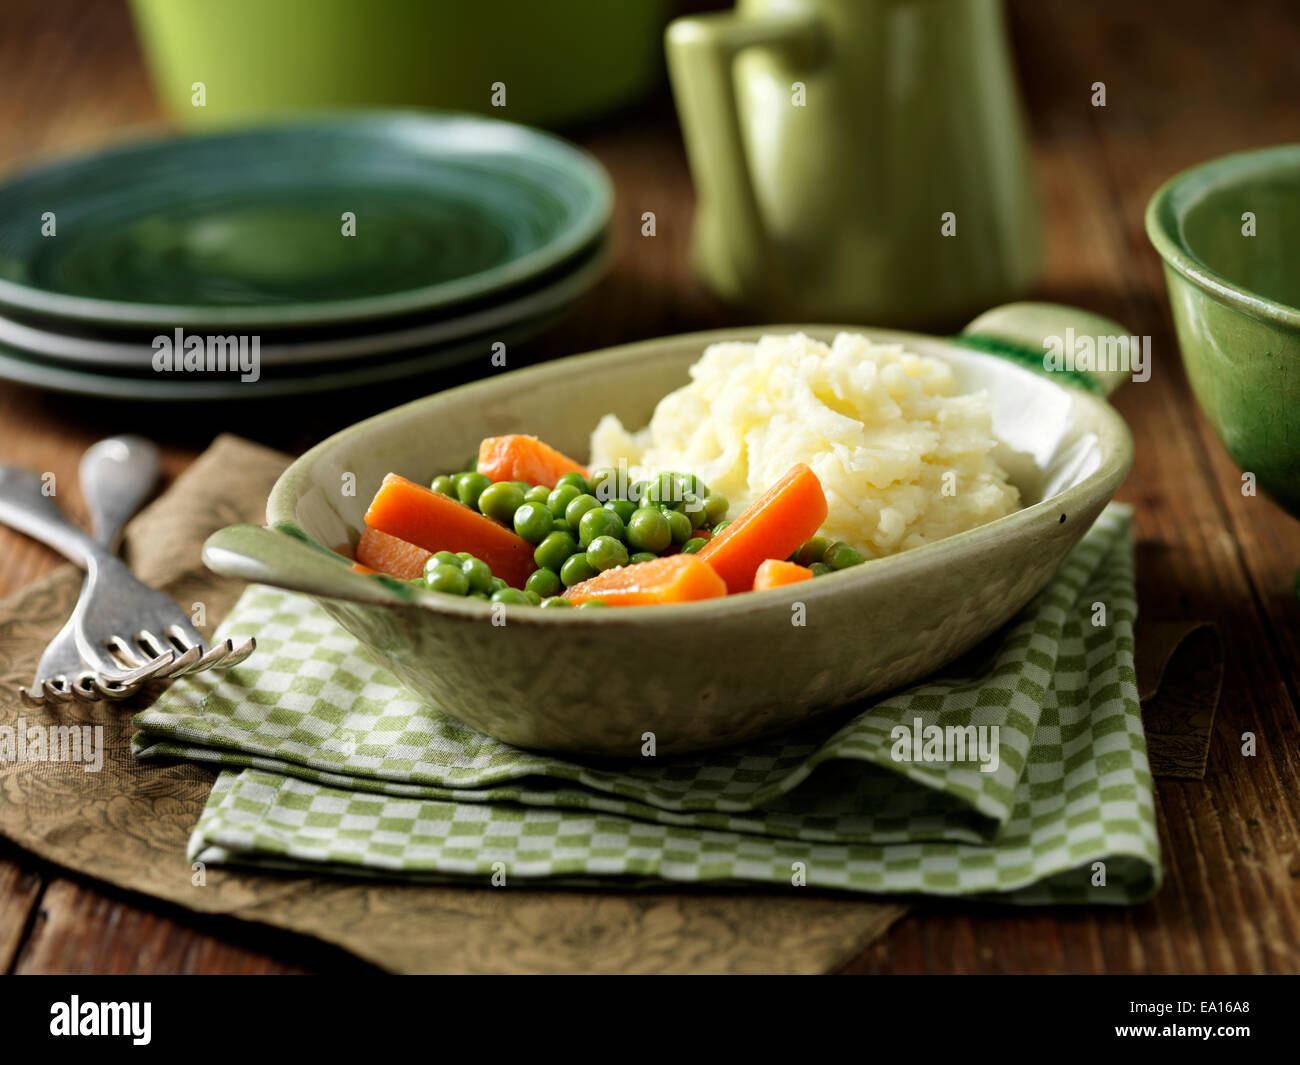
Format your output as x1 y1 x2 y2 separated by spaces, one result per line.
167 641 227 677
166 622 206 650
134 629 170 661
70 674 103 703
42 677 76 704
220 637 257 668
18 684 45 707
95 647 177 685
88 674 143 702
106 634 148 669
147 643 203 679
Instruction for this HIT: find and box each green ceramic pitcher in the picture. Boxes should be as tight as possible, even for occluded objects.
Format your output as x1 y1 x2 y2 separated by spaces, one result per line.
666 0 1042 327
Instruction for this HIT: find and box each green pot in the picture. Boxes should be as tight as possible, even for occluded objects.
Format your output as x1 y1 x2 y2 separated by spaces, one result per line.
129 0 668 130
203 303 1133 756
1146 144 1300 517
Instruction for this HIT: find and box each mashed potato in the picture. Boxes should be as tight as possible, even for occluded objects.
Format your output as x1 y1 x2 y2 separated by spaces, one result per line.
589 333 1020 559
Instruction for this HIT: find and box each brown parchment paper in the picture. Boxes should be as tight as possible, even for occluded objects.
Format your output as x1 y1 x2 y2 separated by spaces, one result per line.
1135 621 1223 779
0 435 906 974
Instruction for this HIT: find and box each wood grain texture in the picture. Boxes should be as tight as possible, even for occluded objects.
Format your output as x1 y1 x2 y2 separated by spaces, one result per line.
0 0 1297 973
0 844 43 971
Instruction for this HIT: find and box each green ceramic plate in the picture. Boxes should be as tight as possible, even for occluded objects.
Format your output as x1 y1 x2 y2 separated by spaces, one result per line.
0 303 579 402
203 303 1135 756
0 111 611 330
0 235 610 369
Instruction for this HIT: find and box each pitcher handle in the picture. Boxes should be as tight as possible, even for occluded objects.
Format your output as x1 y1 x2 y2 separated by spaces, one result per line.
665 10 822 301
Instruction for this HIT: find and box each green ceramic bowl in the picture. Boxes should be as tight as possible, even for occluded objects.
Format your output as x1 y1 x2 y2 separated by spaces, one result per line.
129 0 668 130
1146 144 1300 517
203 304 1134 756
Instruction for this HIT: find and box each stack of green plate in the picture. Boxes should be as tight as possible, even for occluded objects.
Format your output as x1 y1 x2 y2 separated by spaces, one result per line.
0 112 612 400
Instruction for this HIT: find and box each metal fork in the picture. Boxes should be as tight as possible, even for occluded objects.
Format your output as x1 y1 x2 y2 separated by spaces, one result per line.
0 437 255 704
11 436 167 702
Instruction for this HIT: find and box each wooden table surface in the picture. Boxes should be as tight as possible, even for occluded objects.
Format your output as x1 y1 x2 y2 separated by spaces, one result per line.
1 0 1297 974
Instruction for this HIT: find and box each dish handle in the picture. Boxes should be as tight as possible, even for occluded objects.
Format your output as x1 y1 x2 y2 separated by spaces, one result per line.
960 301 1137 397
202 523 418 607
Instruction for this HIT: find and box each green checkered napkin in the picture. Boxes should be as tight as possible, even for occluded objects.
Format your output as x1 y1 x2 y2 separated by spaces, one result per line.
132 504 1160 903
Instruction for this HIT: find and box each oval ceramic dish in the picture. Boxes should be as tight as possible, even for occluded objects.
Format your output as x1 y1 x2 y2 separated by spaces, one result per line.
204 303 1134 756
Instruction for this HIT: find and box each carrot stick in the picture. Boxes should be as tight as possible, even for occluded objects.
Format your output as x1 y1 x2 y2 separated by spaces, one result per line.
752 558 814 591
697 464 828 593
364 473 535 588
477 434 589 488
354 527 431 581
563 553 726 606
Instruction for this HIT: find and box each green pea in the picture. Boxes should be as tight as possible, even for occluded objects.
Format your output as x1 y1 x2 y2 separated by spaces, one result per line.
524 589 542 605
663 507 693 545
430 474 456 496
491 587 531 605
460 556 493 594
588 467 620 501
586 535 628 572
703 494 729 526
525 567 563 599
683 493 709 528
552 518 571 532
628 479 649 505
682 537 708 554
626 507 671 554
477 481 524 524
523 484 551 506
628 551 657 565
433 550 459 566
547 483 582 516
564 493 602 529
578 506 624 547
823 541 866 569
455 471 492 508
468 591 491 600
424 562 469 595
489 576 508 593
512 502 553 544
560 552 599 587
510 481 531 493
809 562 833 576
534 530 579 572
555 471 590 496
604 498 636 524
645 472 682 509
676 472 702 495
712 520 731 534
795 536 831 566
539 595 573 608
577 599 609 609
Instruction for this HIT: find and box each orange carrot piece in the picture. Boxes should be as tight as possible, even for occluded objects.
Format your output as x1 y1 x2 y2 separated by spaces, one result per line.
476 434 589 488
563 554 726 606
753 558 814 592
697 464 828 594
354 527 431 581
364 473 535 588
